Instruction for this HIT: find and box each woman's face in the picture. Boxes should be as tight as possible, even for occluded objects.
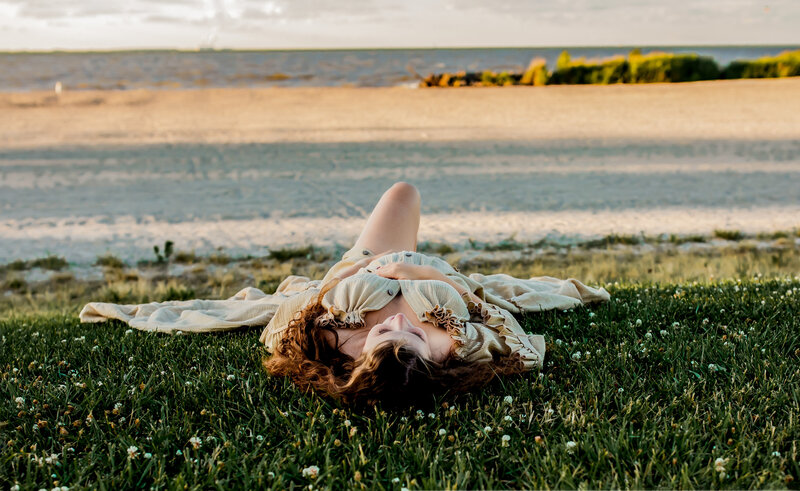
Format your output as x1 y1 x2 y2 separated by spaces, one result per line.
330 313 452 362
362 312 441 361
362 313 431 360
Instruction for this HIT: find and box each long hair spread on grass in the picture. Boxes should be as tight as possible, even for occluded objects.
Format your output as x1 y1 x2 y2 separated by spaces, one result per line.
262 279 523 408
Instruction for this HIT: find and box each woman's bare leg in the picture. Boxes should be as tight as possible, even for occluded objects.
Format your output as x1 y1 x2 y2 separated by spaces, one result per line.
352 182 421 254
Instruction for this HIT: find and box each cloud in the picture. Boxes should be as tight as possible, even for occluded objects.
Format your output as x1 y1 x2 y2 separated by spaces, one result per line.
0 0 387 22
443 0 798 24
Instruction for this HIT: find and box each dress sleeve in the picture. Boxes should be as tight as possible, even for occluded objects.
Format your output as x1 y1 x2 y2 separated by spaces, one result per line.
259 288 319 352
455 292 546 371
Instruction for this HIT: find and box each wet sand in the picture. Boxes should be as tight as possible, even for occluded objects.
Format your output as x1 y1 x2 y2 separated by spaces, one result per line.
1 79 799 264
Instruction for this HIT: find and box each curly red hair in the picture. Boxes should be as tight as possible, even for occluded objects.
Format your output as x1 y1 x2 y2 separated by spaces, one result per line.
262 279 525 408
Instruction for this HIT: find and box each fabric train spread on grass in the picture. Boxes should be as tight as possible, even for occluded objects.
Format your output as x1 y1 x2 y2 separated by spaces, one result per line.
78 273 610 337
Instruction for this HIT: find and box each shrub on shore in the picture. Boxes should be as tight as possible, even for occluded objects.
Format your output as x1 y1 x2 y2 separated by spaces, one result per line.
519 57 548 86
628 51 720 83
420 49 798 87
548 51 630 85
722 50 800 79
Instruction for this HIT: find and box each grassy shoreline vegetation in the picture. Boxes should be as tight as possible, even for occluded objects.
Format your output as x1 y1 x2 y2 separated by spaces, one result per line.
2 234 799 488
420 49 800 87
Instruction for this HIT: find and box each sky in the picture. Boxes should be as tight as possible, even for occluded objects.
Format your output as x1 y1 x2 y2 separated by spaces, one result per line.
0 0 798 51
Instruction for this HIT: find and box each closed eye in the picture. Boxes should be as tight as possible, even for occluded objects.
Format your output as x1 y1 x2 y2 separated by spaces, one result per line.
379 328 424 340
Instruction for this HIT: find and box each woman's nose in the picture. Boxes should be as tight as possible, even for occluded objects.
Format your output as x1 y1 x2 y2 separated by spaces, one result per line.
386 313 407 329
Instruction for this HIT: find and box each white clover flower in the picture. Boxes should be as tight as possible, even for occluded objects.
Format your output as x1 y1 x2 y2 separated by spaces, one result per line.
227 374 235 381
185 381 192 386
702 318 709 325
714 457 727 472
256 435 264 441
588 312 596 318
343 419 351 427
503 395 513 404
44 453 59 464
127 446 139 458
392 477 400 484
566 441 577 453
555 339 563 346
428 413 436 419
144 452 152 459
772 451 781 457
660 330 668 336
125 329 133 335
438 429 447 436
672 321 681 328
189 436 202 449
15 396 25 407
547 408 554 415
302 465 320 479
618 388 624 393
501 434 511 447
504 415 513 422
10 484 20 491
645 332 653 340
119 417 126 423
635 319 642 327
267 472 275 478
92 346 100 351
483 426 492 433
571 351 581 361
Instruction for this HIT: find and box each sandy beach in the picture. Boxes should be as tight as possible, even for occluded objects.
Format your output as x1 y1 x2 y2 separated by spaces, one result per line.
3 78 800 147
2 78 799 264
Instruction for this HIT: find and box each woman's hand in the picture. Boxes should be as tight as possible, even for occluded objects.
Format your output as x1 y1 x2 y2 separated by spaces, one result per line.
376 262 485 305
333 250 399 281
373 263 441 281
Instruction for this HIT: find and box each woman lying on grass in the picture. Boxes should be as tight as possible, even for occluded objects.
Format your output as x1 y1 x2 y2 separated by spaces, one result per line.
80 181 608 408
261 182 606 408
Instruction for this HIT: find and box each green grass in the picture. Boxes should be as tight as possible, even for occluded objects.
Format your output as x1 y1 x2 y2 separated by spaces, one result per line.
0 256 69 273
714 229 746 241
1 276 799 489
268 246 315 262
94 254 127 269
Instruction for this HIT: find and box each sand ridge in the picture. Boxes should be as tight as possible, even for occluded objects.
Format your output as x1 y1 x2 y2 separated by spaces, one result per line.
2 78 800 149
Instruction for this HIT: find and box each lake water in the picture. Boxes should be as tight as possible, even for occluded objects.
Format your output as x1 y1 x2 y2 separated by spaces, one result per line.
1 45 797 91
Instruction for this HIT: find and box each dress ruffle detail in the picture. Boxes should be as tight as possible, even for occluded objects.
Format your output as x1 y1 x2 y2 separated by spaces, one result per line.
423 304 466 348
314 309 365 329
461 292 544 370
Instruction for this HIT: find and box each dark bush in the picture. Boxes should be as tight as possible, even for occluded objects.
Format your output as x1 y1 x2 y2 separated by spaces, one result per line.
549 56 629 85
722 50 800 79
629 52 720 83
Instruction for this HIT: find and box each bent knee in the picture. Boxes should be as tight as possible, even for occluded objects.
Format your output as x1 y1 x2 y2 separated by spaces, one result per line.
385 181 420 205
